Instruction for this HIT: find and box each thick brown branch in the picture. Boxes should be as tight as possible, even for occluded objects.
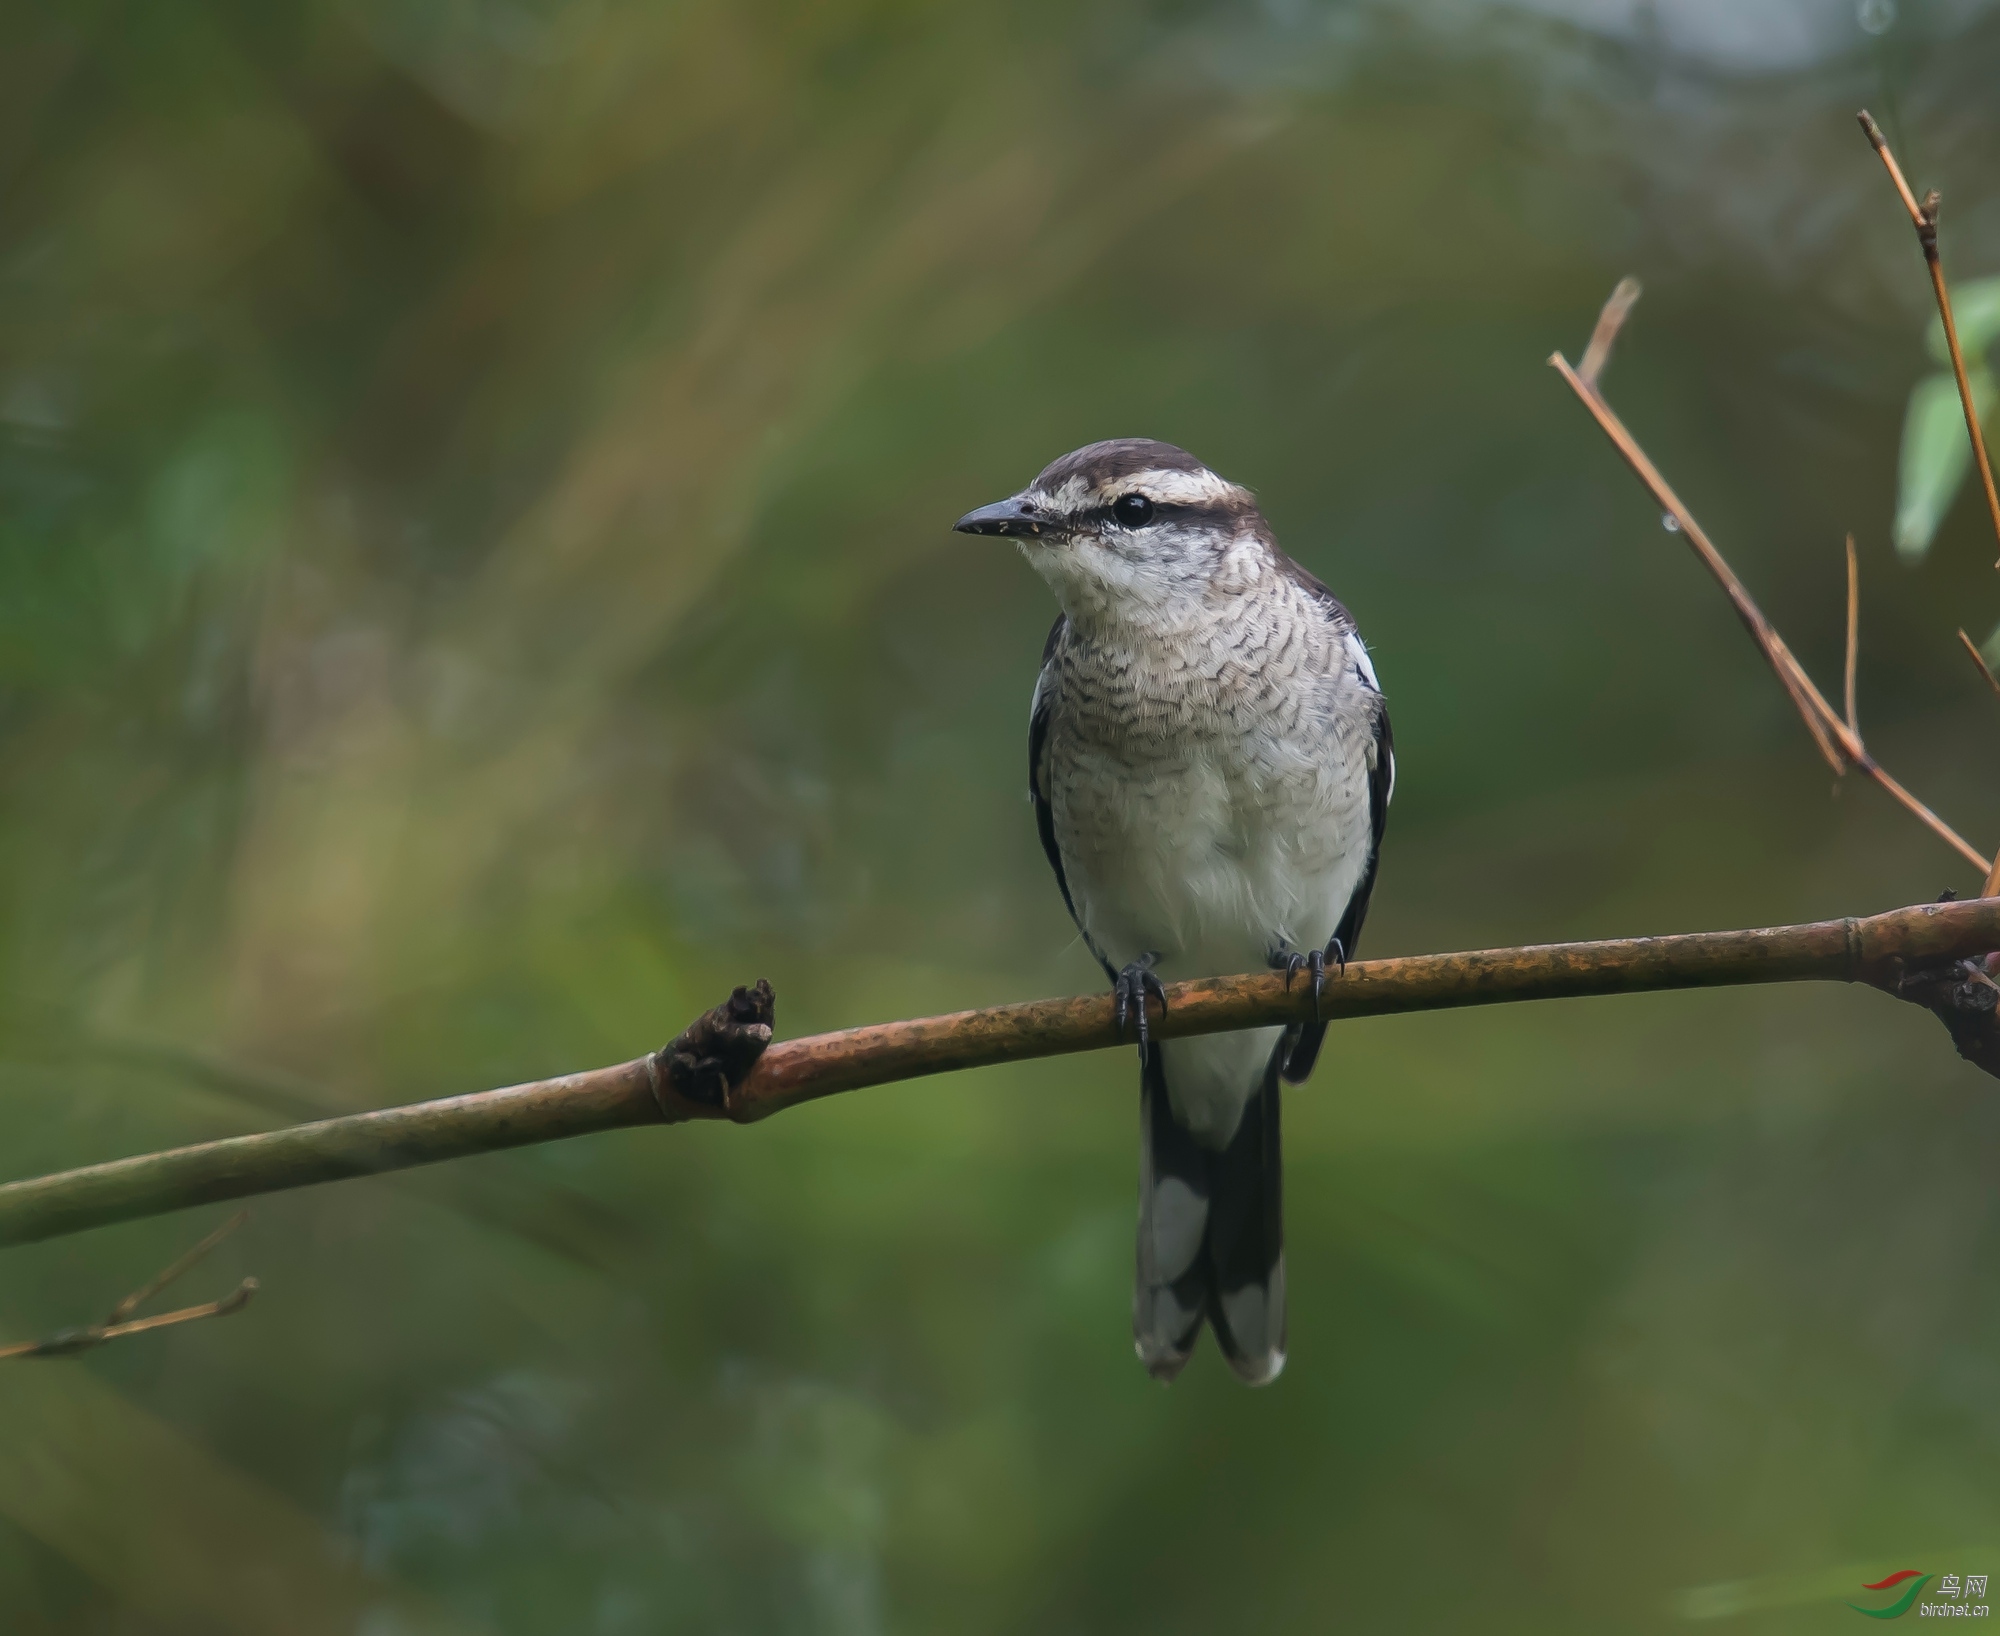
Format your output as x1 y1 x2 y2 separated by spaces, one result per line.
0 901 1996 1249
1858 111 2000 567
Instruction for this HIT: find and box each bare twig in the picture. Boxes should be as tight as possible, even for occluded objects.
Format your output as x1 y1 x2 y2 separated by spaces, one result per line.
1952 633 2000 916
0 1217 257 1359
1960 628 2000 697
0 1284 259 1360
1845 534 1860 739
1858 109 1927 224
0 901 1997 1248
106 1208 246 1324
1551 287 1991 877
1578 275 1643 388
1547 348 1846 774
1859 111 2000 567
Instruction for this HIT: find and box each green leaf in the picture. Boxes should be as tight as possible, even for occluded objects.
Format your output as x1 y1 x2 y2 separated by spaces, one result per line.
1893 366 1997 562
1928 276 2000 365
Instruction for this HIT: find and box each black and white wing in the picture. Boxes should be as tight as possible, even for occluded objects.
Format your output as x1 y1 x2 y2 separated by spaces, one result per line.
1332 627 1393 961
1277 561 1392 1085
1028 613 1091 941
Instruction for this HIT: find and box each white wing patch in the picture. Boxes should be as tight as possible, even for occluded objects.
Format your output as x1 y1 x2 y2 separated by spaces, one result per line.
1344 630 1393 805
1343 630 1380 693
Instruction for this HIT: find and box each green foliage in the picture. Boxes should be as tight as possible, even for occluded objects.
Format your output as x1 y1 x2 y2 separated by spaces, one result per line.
1894 276 2000 564
4 0 2000 1631
1895 366 1996 563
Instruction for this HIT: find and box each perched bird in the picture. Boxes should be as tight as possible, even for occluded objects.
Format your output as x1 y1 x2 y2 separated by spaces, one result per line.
955 439 1391 1386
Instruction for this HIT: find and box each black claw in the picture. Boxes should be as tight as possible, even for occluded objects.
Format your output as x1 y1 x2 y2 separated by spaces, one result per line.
1306 938 1348 1022
1114 960 1168 1059
1279 951 1310 990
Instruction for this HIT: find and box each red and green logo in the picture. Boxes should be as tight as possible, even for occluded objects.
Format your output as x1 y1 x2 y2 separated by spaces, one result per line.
1849 1571 1930 1619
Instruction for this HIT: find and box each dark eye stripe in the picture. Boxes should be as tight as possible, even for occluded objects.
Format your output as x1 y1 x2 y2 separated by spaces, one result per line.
1069 500 1241 531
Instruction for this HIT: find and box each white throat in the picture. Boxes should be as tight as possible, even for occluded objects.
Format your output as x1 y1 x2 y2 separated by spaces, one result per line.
1017 526 1268 645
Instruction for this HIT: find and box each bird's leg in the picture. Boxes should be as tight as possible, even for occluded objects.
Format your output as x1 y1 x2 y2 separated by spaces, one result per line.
1113 955 1168 1060
1274 936 1347 1021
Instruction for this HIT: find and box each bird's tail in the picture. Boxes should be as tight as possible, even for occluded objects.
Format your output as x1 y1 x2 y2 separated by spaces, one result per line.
1133 1033 1288 1386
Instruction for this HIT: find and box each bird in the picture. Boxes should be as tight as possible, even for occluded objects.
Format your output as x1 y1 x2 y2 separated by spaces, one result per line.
955 439 1392 1386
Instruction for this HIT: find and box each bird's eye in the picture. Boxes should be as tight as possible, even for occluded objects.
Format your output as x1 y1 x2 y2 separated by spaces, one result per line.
1113 493 1155 527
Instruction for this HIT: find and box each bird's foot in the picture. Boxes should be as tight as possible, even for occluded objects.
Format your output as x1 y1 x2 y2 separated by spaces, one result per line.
1113 956 1168 1059
1274 937 1347 1021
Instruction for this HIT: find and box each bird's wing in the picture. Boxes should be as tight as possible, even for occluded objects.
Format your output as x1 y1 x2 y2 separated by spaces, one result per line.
1335 686 1392 958
1028 614 1086 935
1275 556 1393 1085
1274 552 1392 855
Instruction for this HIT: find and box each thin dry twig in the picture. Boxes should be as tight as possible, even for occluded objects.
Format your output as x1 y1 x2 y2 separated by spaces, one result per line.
1960 628 2000 697
106 1208 246 1324
1859 111 2000 568
1959 634 2000 930
1549 284 1848 771
0 1213 257 1359
1551 286 1992 877
1845 534 1860 738
1579 275 1643 388
1859 109 1927 223
1552 348 1844 773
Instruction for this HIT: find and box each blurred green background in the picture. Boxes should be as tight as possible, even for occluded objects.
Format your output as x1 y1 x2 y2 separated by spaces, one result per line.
6 0 2000 1630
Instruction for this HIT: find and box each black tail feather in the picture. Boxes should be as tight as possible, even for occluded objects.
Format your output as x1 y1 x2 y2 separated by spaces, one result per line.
1205 1036 1287 1385
1133 1035 1287 1386
1133 1047 1210 1381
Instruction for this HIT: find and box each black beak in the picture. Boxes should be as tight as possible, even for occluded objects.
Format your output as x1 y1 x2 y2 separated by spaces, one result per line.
953 495 1049 538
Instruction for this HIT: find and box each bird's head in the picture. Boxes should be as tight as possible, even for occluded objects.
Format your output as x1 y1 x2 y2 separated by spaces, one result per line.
954 439 1269 629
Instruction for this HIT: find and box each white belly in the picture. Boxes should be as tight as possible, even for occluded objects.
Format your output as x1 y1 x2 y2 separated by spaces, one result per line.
1057 736 1371 980
1053 730 1373 1147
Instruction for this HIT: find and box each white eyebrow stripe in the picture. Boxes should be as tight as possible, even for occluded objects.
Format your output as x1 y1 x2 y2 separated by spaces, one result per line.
1124 468 1240 506
1031 466 1242 513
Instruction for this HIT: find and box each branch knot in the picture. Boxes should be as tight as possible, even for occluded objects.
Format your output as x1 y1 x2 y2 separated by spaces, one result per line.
649 980 776 1122
1896 957 2000 1077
